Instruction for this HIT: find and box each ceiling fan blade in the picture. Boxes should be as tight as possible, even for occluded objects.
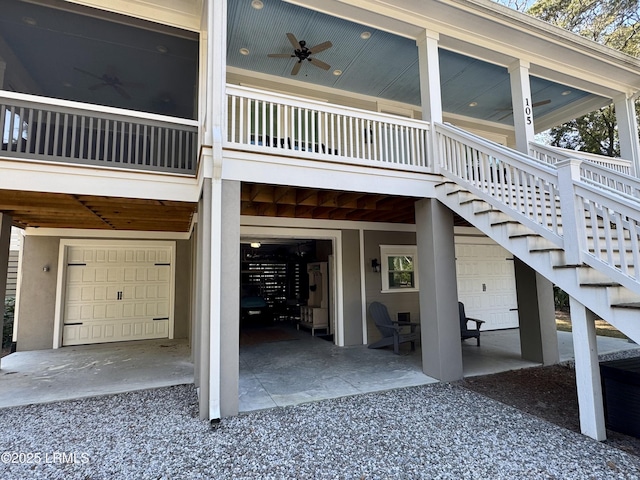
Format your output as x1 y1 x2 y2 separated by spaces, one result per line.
533 99 551 107
286 33 301 51
113 85 131 100
74 67 104 81
309 41 332 54
88 83 109 91
309 58 330 70
291 61 302 76
268 53 294 58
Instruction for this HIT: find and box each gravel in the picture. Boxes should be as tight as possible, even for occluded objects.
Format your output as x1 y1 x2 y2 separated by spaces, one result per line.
2 382 640 479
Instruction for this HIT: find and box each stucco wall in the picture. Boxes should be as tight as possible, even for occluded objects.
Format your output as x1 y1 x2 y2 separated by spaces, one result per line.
174 239 192 340
16 236 59 351
16 236 192 351
363 230 419 344
341 229 362 346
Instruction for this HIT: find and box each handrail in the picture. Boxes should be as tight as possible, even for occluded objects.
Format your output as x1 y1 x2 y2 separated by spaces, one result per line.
1 90 198 175
529 142 639 198
529 142 633 174
438 122 640 295
225 84 432 172
436 122 562 245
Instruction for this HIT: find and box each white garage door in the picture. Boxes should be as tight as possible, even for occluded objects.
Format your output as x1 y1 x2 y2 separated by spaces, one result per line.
62 244 174 346
456 242 518 330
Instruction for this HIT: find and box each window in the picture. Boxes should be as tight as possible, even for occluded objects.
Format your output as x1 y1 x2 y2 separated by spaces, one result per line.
380 245 418 293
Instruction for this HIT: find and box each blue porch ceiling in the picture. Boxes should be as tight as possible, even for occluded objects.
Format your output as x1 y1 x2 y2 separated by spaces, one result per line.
0 0 596 126
227 0 593 125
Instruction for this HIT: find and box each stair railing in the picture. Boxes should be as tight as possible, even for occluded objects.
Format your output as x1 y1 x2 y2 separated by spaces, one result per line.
436 123 640 296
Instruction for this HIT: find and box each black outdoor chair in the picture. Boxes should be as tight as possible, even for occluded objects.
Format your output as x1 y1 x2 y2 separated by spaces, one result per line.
459 301 485 346
368 301 419 355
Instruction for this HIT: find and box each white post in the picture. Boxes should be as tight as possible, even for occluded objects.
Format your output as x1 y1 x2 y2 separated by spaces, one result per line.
508 60 536 154
570 296 606 440
614 93 640 177
417 30 442 173
556 159 586 265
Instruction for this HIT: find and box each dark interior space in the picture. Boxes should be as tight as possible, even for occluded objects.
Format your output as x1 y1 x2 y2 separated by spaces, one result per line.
240 239 333 342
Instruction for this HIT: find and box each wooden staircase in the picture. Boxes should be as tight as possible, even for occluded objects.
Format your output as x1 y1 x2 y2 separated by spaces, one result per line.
433 123 640 343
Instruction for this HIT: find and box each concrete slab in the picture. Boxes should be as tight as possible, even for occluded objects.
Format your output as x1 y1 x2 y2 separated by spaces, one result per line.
0 339 193 409
2 327 638 414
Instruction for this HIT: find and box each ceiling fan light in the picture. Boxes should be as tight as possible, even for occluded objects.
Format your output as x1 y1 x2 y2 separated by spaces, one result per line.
360 32 371 40
240 48 250 56
251 0 264 9
333 69 342 76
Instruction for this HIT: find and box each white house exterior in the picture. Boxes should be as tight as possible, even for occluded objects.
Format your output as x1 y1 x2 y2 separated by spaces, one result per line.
1 0 640 441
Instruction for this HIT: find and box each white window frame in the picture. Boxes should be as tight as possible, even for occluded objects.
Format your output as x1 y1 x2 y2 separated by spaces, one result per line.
380 245 419 293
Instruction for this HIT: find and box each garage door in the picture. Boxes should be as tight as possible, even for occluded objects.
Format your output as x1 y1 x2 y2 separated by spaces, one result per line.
456 242 518 330
62 244 173 346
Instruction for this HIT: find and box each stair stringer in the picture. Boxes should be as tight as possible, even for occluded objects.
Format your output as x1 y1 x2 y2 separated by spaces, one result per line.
436 182 640 344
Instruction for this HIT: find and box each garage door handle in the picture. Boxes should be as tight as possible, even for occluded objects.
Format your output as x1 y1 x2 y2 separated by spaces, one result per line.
64 322 83 326
155 263 171 266
153 317 169 321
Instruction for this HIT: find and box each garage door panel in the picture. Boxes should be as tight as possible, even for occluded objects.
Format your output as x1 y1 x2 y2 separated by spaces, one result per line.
456 242 518 330
62 244 173 346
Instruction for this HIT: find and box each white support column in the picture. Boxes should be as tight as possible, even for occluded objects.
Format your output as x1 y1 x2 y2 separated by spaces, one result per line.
614 93 640 177
217 179 240 417
0 214 13 370
417 30 443 172
415 199 463 381
570 296 606 441
509 60 536 154
196 179 212 420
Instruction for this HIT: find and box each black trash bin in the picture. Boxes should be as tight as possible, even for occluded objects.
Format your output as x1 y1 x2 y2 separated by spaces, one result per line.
600 357 640 438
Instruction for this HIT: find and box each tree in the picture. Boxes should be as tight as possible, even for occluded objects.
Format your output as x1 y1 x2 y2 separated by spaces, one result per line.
494 0 640 155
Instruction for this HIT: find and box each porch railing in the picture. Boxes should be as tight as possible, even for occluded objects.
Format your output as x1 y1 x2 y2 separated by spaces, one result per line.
1 91 198 175
437 123 640 295
225 85 432 172
529 142 639 198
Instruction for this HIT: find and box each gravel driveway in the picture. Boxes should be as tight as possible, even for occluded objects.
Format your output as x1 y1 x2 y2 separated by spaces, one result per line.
1 382 639 479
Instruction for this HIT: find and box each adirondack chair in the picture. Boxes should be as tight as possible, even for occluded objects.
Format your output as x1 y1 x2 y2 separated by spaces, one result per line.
368 302 419 354
459 301 485 346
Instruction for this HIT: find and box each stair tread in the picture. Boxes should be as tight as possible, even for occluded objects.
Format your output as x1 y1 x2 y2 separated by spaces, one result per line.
612 302 640 309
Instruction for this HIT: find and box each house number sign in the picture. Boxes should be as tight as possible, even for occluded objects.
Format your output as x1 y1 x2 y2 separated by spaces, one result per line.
525 98 533 125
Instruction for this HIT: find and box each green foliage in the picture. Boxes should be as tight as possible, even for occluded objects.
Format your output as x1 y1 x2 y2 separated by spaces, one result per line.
495 0 640 154
553 286 569 311
548 104 619 155
3 297 15 349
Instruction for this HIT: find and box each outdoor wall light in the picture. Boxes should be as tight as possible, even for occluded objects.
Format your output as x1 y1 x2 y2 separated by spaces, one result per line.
371 258 381 273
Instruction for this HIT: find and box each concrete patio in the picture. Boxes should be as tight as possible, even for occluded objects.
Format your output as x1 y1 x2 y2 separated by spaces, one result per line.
1 328 637 412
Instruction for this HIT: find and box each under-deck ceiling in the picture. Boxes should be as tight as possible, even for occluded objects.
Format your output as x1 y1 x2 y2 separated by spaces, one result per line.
0 190 197 231
241 183 470 226
1 184 472 231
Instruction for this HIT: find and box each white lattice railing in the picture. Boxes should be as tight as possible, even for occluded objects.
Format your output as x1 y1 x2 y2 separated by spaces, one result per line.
226 85 432 172
1 90 198 175
437 123 640 295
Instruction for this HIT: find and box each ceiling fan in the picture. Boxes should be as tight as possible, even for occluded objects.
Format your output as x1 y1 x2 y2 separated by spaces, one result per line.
268 33 333 75
496 99 551 121
73 66 140 99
